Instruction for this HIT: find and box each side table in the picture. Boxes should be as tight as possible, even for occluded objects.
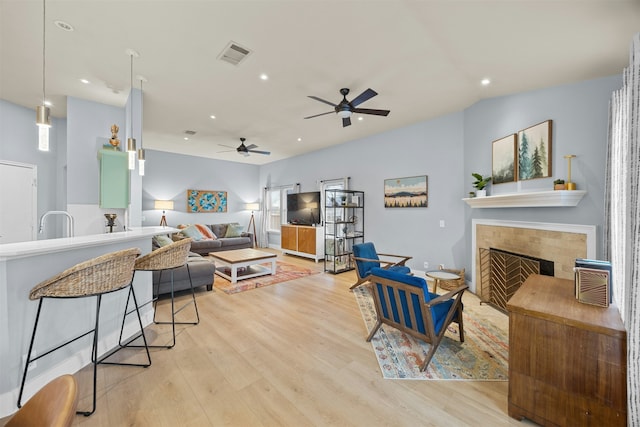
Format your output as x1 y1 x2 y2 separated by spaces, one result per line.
425 270 460 293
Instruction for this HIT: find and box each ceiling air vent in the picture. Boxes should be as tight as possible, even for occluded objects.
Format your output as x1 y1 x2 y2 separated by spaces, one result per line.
218 42 252 66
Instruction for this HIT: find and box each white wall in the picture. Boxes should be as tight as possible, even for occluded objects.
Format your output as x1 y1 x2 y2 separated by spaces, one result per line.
141 150 261 229
260 111 466 272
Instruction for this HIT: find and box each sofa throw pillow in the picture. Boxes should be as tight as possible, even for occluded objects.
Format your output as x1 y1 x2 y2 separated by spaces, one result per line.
181 224 204 241
153 235 173 247
225 224 245 238
194 224 216 240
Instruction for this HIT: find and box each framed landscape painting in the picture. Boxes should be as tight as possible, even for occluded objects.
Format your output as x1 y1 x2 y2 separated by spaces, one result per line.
518 120 552 181
384 175 428 208
492 134 517 184
187 189 228 213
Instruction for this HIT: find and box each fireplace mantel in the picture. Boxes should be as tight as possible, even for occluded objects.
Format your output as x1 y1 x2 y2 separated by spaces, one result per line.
463 190 586 208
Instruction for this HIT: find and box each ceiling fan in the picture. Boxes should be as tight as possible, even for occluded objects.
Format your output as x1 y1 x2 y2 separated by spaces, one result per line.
304 88 390 127
218 138 270 157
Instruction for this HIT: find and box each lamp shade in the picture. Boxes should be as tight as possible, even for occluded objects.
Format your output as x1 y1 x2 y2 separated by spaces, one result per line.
245 203 260 211
154 200 174 210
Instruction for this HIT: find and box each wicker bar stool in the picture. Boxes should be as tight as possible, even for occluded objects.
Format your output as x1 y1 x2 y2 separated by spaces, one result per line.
17 248 150 417
119 237 199 350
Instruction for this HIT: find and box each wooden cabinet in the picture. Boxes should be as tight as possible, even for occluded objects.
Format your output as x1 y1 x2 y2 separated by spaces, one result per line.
99 149 129 209
280 224 323 262
507 274 626 427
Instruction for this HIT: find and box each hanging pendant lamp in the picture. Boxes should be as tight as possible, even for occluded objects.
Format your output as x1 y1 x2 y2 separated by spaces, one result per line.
126 49 139 170
137 77 146 176
36 0 51 151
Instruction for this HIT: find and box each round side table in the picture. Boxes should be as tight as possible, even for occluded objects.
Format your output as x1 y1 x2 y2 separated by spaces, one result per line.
425 270 461 293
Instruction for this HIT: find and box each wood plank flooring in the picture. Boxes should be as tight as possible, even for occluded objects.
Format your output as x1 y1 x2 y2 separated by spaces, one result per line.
2 251 537 426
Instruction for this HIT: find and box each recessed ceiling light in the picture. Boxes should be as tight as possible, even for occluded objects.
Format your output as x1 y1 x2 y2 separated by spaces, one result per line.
260 73 268 81
481 78 491 86
44 100 52 107
358 117 363 121
297 137 302 142
54 20 74 32
210 115 216 119
80 79 90 84
184 137 189 141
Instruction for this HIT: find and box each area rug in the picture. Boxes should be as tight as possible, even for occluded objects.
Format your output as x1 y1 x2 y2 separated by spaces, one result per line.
354 285 509 380
214 261 319 294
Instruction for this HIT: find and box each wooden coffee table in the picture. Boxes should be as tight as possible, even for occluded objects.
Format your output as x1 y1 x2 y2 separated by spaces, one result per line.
209 248 277 283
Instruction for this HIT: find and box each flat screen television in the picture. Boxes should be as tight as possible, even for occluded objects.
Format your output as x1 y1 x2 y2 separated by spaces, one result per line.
286 191 321 226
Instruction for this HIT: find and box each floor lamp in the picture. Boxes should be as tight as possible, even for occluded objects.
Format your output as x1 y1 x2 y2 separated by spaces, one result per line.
155 200 174 227
245 203 260 247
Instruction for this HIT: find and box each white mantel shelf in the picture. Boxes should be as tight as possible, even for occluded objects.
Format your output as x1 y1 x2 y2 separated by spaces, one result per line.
463 190 587 208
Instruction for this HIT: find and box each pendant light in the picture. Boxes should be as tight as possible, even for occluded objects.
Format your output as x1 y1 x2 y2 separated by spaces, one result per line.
126 49 138 170
36 0 51 151
137 77 146 176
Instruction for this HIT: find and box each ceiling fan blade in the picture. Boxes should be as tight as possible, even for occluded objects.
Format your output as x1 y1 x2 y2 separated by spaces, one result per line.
350 88 378 107
218 144 236 149
217 149 235 153
242 152 250 157
304 111 335 119
245 144 258 150
249 149 271 155
352 108 390 116
342 117 351 127
308 96 337 107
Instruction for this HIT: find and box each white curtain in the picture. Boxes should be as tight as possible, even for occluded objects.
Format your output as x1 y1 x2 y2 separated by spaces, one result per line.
258 187 268 248
606 32 640 426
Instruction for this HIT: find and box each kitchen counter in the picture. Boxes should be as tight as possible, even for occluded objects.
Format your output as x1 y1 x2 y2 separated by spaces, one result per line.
0 227 176 417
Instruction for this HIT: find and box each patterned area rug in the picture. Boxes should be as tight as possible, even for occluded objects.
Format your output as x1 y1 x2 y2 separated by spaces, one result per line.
214 261 319 294
354 285 509 380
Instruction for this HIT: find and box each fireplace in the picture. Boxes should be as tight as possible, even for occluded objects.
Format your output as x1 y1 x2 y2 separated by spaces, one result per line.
471 219 596 304
479 248 554 311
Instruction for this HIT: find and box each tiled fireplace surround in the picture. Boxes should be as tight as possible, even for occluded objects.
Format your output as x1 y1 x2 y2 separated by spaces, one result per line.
471 219 596 299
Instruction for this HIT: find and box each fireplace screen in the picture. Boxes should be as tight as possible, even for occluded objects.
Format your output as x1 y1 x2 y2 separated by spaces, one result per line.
479 248 554 311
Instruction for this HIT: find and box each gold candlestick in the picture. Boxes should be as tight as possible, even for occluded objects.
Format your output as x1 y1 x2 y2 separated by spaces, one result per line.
564 155 576 190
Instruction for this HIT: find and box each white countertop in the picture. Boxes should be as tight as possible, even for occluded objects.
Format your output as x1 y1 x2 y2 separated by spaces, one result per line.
0 226 178 260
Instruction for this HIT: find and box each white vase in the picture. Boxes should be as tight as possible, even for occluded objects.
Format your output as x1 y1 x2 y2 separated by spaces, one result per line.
476 189 487 197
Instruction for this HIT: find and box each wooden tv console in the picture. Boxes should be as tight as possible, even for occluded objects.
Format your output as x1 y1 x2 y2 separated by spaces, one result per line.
281 224 323 262
507 274 627 426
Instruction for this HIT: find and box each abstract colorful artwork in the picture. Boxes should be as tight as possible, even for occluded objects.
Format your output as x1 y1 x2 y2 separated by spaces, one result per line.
187 189 227 213
384 175 428 208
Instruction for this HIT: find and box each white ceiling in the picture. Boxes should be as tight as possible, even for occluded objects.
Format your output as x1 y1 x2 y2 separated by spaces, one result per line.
2 1 639 165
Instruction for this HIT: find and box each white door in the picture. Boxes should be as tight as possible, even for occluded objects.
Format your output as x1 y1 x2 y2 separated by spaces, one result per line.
0 161 37 243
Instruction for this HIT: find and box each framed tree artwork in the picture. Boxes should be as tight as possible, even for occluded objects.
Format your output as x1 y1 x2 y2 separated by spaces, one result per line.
492 134 517 184
518 120 552 181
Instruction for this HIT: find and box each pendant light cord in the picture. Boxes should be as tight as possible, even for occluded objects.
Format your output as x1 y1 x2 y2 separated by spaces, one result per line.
42 0 46 105
139 78 143 150
130 53 134 138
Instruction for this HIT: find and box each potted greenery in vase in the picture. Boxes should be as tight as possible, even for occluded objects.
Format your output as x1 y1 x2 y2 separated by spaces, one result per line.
472 173 492 197
554 179 566 190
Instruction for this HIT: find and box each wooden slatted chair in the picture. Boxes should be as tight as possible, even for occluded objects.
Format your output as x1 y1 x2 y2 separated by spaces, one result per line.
18 248 149 416
8 374 78 427
350 242 412 290
366 267 467 371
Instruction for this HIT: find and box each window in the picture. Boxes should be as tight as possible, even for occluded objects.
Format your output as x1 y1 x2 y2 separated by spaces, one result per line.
266 186 294 233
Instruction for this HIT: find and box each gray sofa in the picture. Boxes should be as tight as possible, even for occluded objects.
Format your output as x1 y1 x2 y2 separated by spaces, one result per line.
151 242 216 296
174 223 253 256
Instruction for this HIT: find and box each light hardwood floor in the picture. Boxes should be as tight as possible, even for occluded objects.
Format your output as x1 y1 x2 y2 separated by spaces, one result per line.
3 251 536 426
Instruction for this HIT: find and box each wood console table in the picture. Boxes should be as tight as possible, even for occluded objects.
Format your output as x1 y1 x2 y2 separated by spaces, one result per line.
507 274 626 426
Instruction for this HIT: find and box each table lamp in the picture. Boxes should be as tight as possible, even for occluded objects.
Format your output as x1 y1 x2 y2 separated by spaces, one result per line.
154 200 174 227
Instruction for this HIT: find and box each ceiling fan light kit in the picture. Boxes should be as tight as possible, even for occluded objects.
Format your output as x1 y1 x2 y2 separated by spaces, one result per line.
305 87 390 127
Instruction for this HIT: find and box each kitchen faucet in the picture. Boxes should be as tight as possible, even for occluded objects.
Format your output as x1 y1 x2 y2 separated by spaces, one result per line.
39 211 75 237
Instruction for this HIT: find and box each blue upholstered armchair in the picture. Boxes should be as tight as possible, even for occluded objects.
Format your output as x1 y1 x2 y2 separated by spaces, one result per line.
366 267 467 371
350 242 412 290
